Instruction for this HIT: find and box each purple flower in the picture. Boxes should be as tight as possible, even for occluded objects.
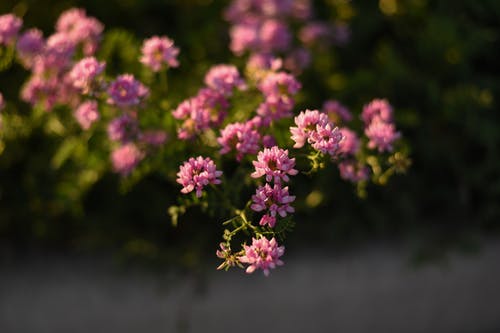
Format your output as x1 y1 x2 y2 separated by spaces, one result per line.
259 19 291 53
256 94 295 124
322 99 352 123
338 160 370 183
107 74 149 107
35 33 75 74
16 29 44 68
69 57 105 93
239 237 285 276
218 122 261 161
299 22 333 47
251 183 295 218
107 114 139 143
176 156 223 197
74 100 99 130
111 143 144 175
361 98 393 125
251 146 298 183
283 48 311 74
20 76 59 111
204 64 246 96
308 119 343 156
365 119 401 153
259 214 277 228
140 35 179 72
0 14 22 46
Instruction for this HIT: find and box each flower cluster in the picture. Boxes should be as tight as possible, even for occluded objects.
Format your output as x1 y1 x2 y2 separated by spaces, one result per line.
224 0 350 74
140 36 179 72
239 237 285 276
362 99 401 153
290 109 343 157
176 156 223 197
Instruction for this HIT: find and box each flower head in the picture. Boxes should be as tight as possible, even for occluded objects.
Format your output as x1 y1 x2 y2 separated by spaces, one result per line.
251 146 298 183
140 35 179 72
361 98 393 125
251 183 295 218
74 100 99 130
322 99 352 123
176 156 223 197
0 14 22 46
338 160 370 183
204 64 246 96
107 74 149 107
239 237 285 276
69 57 105 93
107 114 139 143
338 127 360 156
218 122 261 161
111 143 144 175
365 119 400 153
16 29 44 68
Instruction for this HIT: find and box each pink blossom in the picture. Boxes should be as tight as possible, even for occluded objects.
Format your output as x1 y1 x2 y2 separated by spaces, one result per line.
35 33 75 73
74 100 99 130
338 127 360 156
140 35 179 72
290 109 322 148
16 29 44 68
262 134 277 148
176 156 223 197
338 160 370 183
20 76 59 111
229 23 258 55
111 143 144 175
256 94 295 124
322 99 352 123
69 57 105 93
251 146 298 183
308 120 343 156
365 119 401 153
259 214 277 228
107 114 139 143
56 8 103 56
107 74 149 107
0 14 22 45
283 48 311 74
251 183 295 218
204 64 246 96
259 19 291 53
218 122 261 161
239 237 285 276
259 72 301 97
173 89 228 139
361 98 393 125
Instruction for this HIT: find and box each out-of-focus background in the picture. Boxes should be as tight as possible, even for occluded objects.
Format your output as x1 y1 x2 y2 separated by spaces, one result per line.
0 1 499 332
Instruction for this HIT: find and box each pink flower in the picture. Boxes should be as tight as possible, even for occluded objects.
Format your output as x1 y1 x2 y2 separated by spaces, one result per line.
204 64 246 96
299 22 333 46
338 160 370 183
365 119 401 153
239 237 285 276
259 72 301 97
218 122 261 161
140 35 179 72
229 23 258 55
74 100 99 130
107 114 139 143
361 98 393 125
251 146 298 183
176 156 223 197
111 143 144 175
107 74 149 107
259 19 291 53
338 127 360 156
256 94 295 124
259 214 277 228
16 29 44 68
69 57 105 93
173 89 228 139
262 134 277 148
251 183 295 218
322 99 352 123
308 120 343 156
36 33 75 73
56 8 103 56
20 76 59 111
283 48 311 74
290 109 322 148
0 14 22 46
